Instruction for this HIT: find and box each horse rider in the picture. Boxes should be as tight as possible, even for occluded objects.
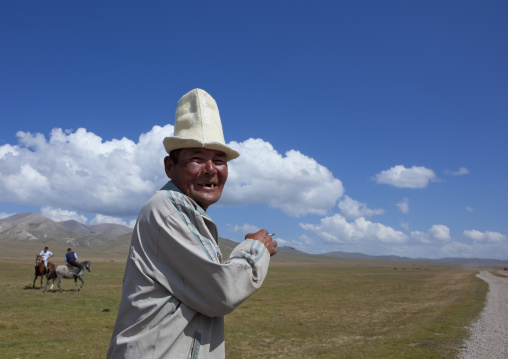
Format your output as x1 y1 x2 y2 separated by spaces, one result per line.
65 248 83 275
39 246 54 275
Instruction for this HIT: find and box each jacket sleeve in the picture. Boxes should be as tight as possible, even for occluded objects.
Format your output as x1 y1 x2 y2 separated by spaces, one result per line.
132 191 271 318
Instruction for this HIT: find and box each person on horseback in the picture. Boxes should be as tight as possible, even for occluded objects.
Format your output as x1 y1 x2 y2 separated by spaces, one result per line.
65 248 83 275
39 247 54 275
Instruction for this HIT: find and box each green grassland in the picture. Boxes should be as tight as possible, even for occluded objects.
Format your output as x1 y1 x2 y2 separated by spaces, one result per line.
0 243 489 358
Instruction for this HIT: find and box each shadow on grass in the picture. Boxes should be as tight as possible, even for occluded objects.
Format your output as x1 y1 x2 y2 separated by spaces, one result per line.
23 284 62 292
23 285 42 290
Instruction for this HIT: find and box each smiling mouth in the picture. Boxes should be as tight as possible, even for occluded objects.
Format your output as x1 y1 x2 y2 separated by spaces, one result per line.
203 184 217 188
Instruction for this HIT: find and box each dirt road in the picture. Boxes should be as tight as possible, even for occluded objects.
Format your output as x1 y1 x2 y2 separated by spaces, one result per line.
458 271 508 359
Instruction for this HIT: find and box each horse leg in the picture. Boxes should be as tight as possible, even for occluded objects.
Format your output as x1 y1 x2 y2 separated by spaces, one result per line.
58 277 63 293
79 276 84 291
74 277 78 291
44 274 54 293
33 274 37 289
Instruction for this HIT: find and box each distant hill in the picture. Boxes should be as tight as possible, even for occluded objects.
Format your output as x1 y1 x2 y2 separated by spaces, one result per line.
321 251 508 267
60 220 132 239
427 257 508 267
0 212 76 241
0 212 131 249
1 213 506 266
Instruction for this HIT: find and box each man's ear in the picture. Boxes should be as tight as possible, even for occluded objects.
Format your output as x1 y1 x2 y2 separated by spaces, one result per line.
164 156 173 179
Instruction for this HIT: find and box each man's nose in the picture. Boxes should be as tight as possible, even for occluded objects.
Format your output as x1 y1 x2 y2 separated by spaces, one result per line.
204 160 217 174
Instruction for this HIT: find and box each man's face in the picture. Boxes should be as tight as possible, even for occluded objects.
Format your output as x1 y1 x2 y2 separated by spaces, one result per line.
165 148 228 211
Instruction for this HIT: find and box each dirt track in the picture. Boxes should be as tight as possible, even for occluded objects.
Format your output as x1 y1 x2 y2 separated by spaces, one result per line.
458 271 508 359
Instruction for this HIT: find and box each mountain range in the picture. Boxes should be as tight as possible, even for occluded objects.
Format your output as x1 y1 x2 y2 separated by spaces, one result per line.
0 212 132 249
1 212 506 267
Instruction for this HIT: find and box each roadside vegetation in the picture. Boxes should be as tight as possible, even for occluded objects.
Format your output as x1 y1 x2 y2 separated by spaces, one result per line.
0 251 488 358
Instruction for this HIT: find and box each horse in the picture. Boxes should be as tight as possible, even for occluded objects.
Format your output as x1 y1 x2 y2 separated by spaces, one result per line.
33 254 56 290
44 260 92 293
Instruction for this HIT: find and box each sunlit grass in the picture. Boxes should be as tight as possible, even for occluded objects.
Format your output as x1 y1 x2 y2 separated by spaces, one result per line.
225 263 487 358
0 257 487 358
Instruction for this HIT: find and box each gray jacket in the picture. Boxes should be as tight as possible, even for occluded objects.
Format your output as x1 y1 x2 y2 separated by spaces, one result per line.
107 182 271 358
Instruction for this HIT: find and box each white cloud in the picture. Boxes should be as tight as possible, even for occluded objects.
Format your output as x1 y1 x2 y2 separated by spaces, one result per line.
226 223 260 234
429 224 451 241
402 227 508 259
294 213 508 259
338 196 385 219
90 214 135 228
373 165 437 188
463 230 507 243
466 206 473 213
396 197 409 214
41 207 88 224
0 126 169 218
224 138 344 216
436 241 474 258
298 234 315 245
0 128 343 221
300 214 407 245
0 143 17 159
275 234 314 252
446 167 470 176
437 234 508 260
405 238 508 260
3 164 51 201
410 231 431 244
410 225 451 243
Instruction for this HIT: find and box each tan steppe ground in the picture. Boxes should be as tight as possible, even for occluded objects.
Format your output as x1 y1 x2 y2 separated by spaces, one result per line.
0 240 494 358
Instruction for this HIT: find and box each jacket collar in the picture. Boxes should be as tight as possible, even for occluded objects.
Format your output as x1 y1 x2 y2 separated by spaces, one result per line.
160 180 210 219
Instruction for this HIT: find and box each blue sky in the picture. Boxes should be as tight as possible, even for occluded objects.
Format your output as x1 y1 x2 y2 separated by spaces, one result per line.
1 1 507 259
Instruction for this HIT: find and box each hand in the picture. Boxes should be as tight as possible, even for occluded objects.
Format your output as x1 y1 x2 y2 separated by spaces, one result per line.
245 229 277 256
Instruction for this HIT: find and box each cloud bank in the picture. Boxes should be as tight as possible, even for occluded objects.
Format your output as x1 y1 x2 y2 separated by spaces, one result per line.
0 127 167 218
0 127 344 220
223 138 344 217
338 196 384 219
1 127 505 259
298 216 507 259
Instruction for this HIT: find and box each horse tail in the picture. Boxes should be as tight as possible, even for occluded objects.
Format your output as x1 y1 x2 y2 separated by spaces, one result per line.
46 268 56 280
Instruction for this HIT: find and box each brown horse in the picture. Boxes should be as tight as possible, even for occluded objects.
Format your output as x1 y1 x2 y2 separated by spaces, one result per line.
33 254 55 290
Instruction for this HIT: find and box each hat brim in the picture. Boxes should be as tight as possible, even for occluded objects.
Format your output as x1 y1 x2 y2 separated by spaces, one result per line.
163 137 240 161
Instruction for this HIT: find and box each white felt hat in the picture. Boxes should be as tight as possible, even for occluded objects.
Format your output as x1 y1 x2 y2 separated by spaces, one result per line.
163 89 240 161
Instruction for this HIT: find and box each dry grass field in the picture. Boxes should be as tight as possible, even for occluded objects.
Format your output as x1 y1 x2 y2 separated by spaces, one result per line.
0 243 489 358
225 263 487 358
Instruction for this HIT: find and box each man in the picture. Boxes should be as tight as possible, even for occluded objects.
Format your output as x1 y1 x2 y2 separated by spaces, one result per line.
39 246 54 275
65 248 83 275
107 89 277 358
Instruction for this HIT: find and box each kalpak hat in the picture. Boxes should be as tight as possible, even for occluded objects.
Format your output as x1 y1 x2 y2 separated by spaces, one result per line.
163 89 240 161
